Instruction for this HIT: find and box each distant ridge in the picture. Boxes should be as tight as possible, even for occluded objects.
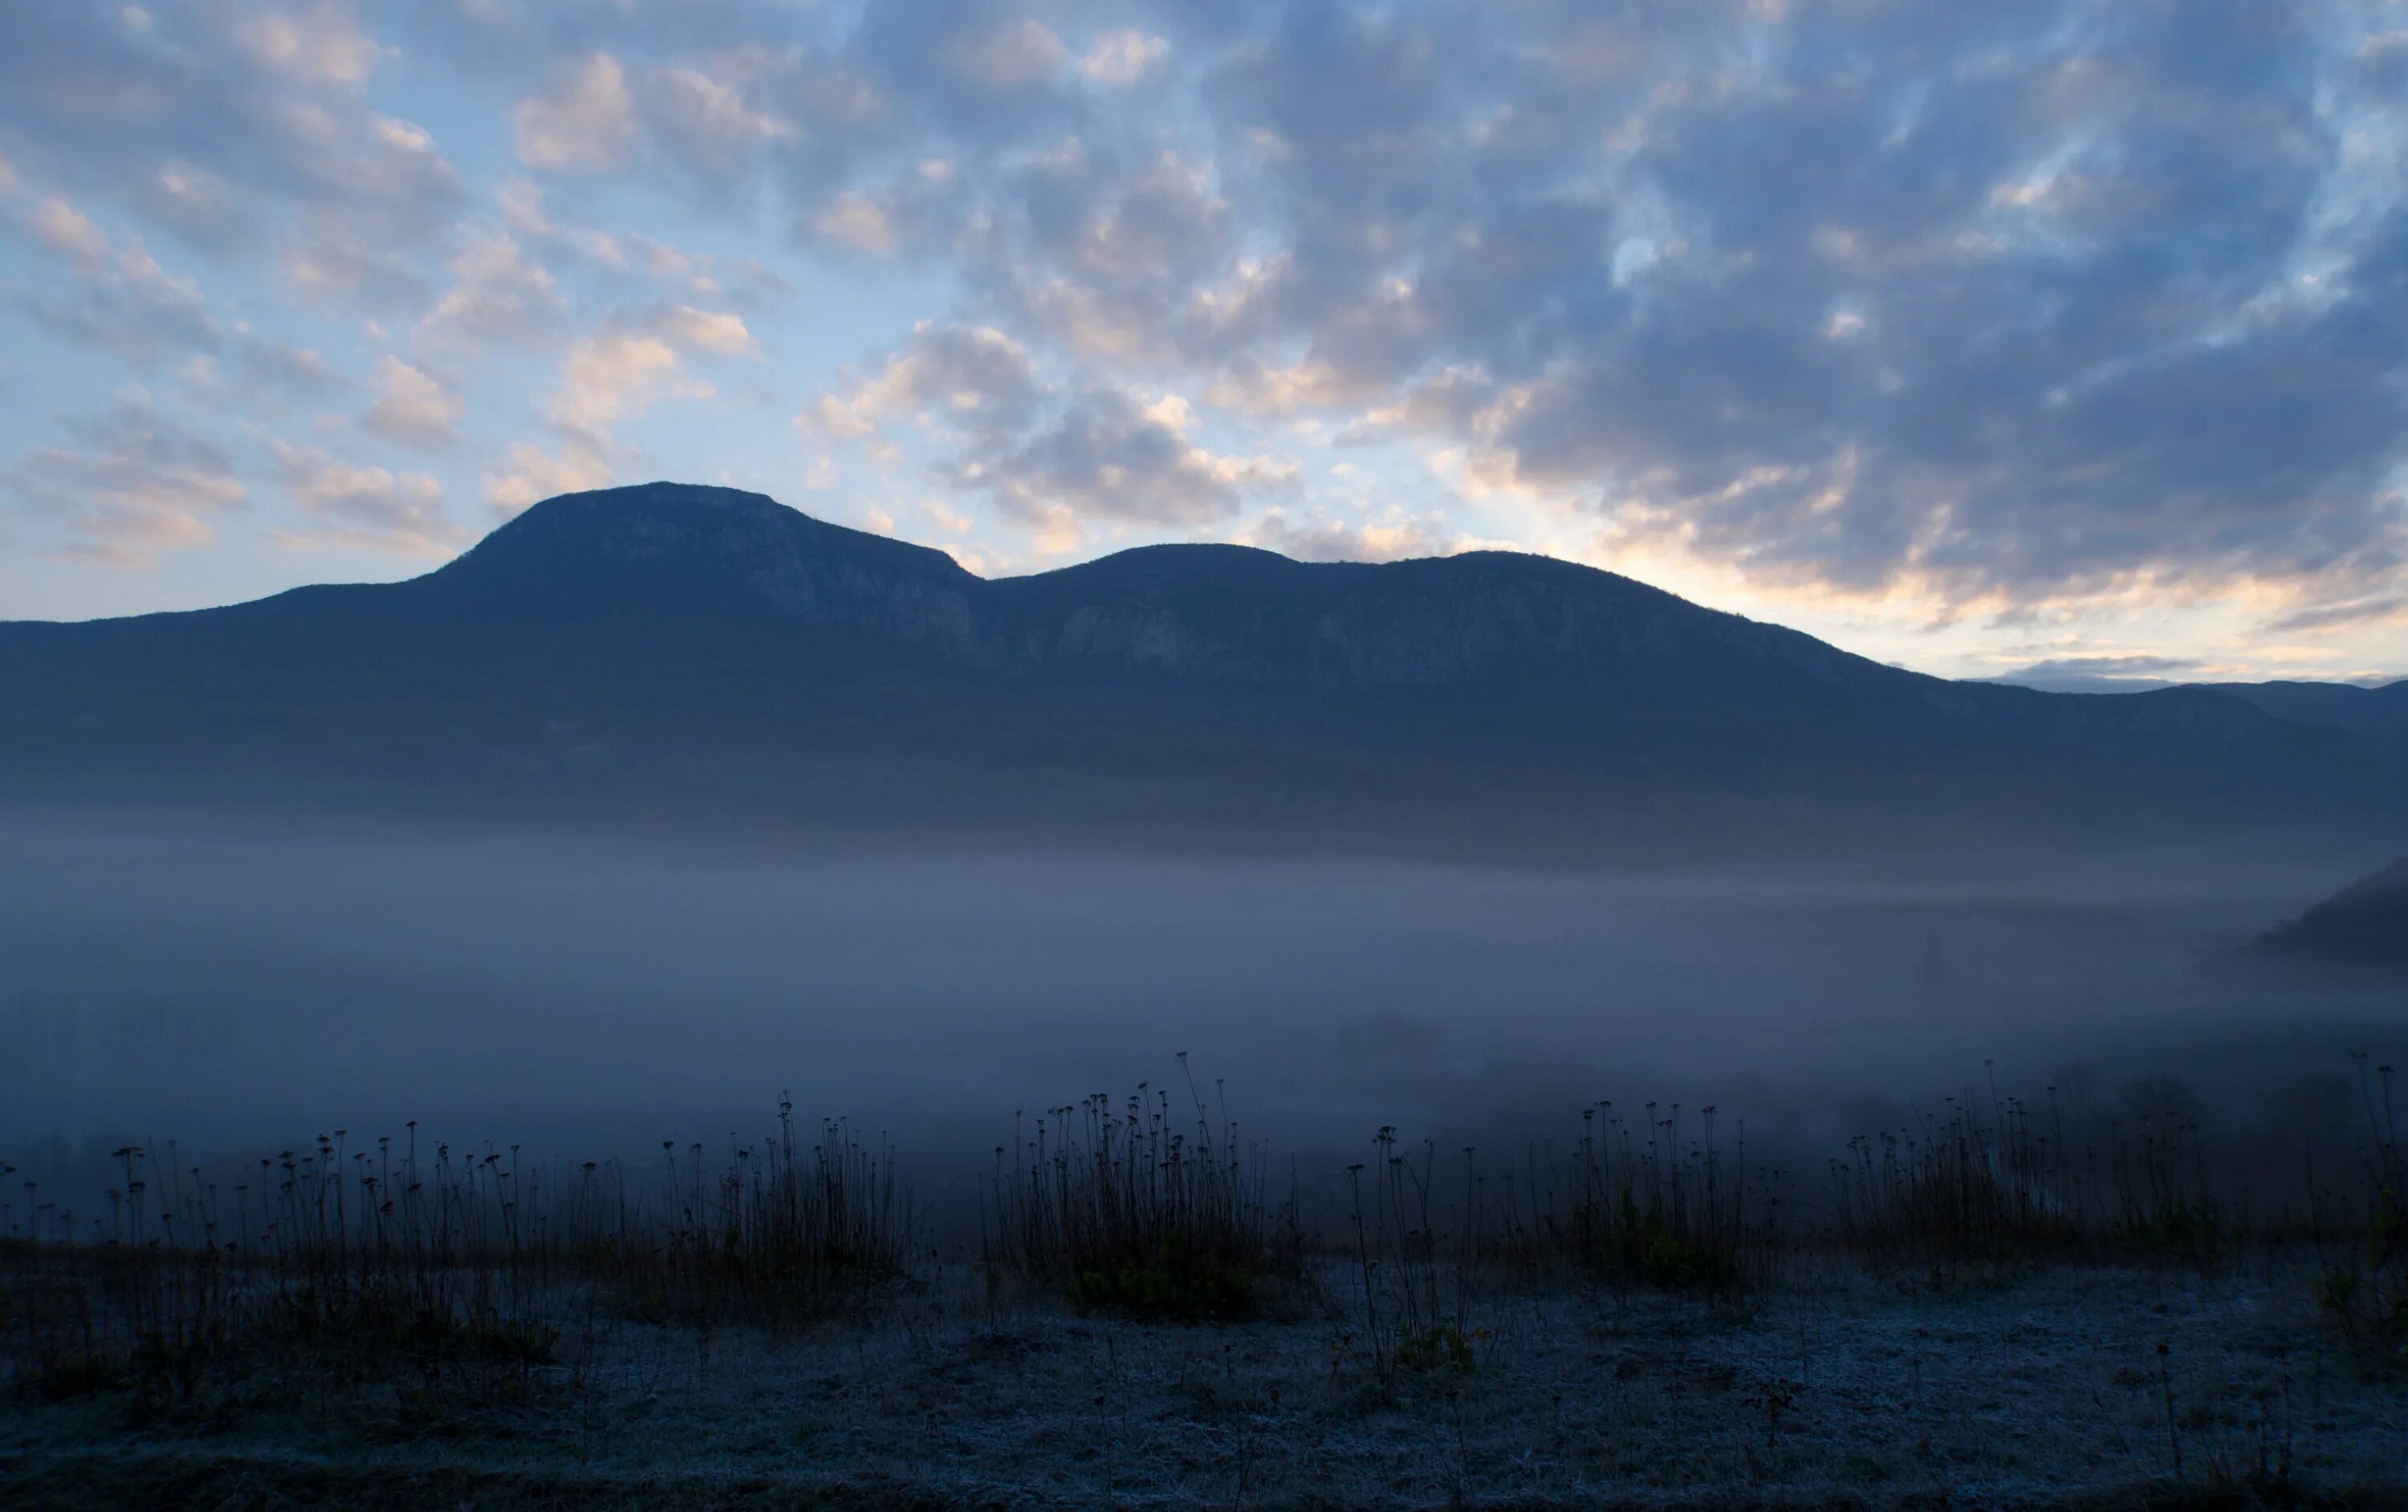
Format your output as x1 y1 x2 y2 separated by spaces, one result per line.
2255 860 2408 970
2202 681 2408 765
2 481 2402 861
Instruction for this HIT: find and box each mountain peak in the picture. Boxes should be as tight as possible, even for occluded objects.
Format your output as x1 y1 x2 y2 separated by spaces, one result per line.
510 479 794 522
428 482 976 619
4 481 2404 856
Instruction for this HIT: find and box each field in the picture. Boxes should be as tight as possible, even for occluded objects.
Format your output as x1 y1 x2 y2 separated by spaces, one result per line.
5 1062 2405 1509
6 1262 2402 1509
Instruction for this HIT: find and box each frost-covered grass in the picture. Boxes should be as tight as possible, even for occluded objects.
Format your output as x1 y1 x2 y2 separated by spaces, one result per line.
3 1257 2403 1509
6 1059 2406 1506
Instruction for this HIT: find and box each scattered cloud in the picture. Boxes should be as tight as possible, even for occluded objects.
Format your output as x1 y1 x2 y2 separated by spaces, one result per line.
550 329 687 433
2003 655 2205 681
8 394 246 564
416 226 563 348
266 437 460 555
514 53 639 173
1244 510 1446 563
811 327 1293 539
360 356 463 447
0 0 2403 676
802 323 1042 443
645 52 801 173
234 2 384 87
0 2 460 280
962 385 1295 530
279 220 431 311
145 160 244 244
947 19 1066 91
9 194 218 360
811 191 903 257
1076 31 1168 88
482 435 611 514
2266 595 2408 635
547 305 755 435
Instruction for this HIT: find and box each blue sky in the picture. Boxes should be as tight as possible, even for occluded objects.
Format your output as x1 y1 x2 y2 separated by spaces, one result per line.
1 0 2403 688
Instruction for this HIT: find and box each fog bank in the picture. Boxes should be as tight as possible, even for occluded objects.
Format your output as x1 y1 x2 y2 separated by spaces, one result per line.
2 808 2398 1210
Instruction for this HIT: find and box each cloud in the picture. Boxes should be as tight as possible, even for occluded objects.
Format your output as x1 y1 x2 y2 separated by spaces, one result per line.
645 51 801 176
1244 509 1446 563
234 2 384 86
947 19 1066 91
360 356 463 446
482 435 611 514
967 144 1234 361
809 326 1291 535
177 336 339 404
8 393 246 564
649 303 756 355
416 225 563 348
799 156 967 258
959 385 1296 530
546 304 755 434
177 352 228 400
0 2 459 266
26 194 108 261
2266 595 2408 635
811 190 903 256
1180 0 2407 612
550 330 685 433
1077 31 1169 89
1988 653 2210 693
279 217 430 311
460 295 760 524
2004 655 2205 681
0 0 2404 660
514 53 639 172
144 160 244 245
334 116 462 224
236 331 343 392
802 322 1042 443
9 194 218 360
765 0 2408 616
266 437 460 556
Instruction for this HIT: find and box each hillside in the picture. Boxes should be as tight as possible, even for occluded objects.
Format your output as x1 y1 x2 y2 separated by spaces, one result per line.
2255 859 2408 969
2203 680 2408 764
1 482 2400 860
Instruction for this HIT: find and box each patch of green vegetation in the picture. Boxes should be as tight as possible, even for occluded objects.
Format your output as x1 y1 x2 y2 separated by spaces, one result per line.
1069 1237 1255 1320
1392 1321 1478 1373
2122 1199 2219 1258
1601 1191 1742 1296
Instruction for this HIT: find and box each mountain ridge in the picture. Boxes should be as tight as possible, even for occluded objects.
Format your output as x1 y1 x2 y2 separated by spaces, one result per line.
1 481 2400 861
2255 858 2408 971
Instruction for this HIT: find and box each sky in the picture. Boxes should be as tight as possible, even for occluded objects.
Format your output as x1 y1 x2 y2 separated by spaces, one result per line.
0 1 2402 688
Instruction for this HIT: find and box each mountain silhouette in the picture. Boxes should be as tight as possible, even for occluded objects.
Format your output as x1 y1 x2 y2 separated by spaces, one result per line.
2201 680 2408 765
2254 859 2408 969
2 482 2401 860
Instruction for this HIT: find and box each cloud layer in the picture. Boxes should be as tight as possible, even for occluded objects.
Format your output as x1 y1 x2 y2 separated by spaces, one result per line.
0 0 2401 681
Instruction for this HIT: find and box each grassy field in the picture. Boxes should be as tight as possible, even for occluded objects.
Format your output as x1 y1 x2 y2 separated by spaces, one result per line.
6 1259 2403 1508
4 1059 2404 1508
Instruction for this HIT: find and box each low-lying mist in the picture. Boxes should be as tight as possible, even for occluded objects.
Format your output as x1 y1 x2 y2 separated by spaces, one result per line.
2 806 2397 1219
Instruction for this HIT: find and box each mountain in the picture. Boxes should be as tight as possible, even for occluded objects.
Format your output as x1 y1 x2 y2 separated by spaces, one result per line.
2254 860 2408 970
2199 681 2408 765
2 482 2402 862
